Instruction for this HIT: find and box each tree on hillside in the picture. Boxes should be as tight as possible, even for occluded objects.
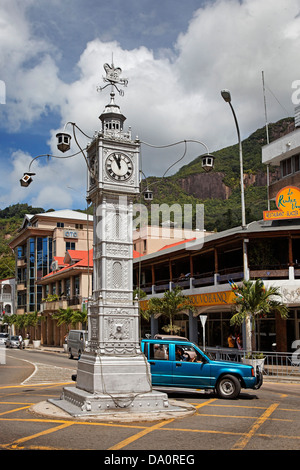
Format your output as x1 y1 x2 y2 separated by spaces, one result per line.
0 203 44 219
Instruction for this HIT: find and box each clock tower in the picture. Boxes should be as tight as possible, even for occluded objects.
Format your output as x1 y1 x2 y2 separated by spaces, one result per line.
57 62 173 416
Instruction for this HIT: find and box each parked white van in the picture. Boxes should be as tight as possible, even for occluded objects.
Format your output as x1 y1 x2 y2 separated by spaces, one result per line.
67 330 88 359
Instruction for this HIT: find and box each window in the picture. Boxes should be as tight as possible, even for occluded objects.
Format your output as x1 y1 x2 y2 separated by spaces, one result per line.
66 242 76 251
65 278 70 297
176 344 203 362
74 276 80 295
17 246 25 259
149 343 169 360
57 222 64 228
281 157 292 177
295 154 300 173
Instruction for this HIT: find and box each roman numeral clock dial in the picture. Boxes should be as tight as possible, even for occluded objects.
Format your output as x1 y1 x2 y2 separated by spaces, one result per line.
105 152 133 181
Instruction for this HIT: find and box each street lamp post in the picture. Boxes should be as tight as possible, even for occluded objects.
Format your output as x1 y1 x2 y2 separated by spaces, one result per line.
221 89 251 351
221 90 246 229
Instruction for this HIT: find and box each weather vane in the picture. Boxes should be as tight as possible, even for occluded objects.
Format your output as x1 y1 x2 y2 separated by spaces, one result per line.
97 60 128 96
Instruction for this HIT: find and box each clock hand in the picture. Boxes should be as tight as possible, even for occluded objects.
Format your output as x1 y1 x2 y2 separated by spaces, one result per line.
114 154 121 169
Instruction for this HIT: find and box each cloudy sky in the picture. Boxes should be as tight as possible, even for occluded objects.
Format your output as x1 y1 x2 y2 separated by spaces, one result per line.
0 0 299 211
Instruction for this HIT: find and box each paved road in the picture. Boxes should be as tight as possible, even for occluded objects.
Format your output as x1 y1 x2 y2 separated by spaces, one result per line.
1 348 76 385
0 348 300 455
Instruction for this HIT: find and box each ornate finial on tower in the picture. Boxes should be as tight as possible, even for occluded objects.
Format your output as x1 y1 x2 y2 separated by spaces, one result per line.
97 61 128 96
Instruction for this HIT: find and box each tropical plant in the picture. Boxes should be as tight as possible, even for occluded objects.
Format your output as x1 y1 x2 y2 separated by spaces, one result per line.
52 307 86 331
229 279 289 351
143 286 196 335
70 309 87 329
133 288 147 301
42 294 59 302
2 313 15 327
24 310 40 340
2 311 42 339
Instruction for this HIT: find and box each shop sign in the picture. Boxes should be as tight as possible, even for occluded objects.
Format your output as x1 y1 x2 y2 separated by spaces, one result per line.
263 186 300 221
139 290 235 310
188 291 235 306
64 230 78 238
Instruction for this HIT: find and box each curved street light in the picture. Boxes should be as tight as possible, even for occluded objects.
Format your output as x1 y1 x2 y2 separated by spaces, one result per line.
221 89 246 229
221 89 251 351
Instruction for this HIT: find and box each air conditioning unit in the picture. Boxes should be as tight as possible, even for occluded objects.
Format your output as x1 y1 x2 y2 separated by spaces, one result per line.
51 260 59 272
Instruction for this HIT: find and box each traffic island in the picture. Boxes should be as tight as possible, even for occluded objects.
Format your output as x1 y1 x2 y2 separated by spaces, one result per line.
30 396 195 423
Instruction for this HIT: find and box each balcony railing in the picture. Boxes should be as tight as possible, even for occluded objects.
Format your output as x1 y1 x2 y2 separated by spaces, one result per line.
40 296 82 312
137 265 296 295
0 294 12 301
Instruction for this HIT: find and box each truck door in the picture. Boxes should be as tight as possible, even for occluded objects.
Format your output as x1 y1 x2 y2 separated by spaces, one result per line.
146 342 173 386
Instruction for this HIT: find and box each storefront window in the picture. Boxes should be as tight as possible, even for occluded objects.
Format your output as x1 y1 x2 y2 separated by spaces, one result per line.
256 318 276 351
205 312 235 348
74 276 80 296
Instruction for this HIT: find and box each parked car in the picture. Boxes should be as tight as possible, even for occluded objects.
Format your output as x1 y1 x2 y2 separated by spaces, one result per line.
141 338 263 399
6 335 22 349
0 333 8 345
67 330 88 359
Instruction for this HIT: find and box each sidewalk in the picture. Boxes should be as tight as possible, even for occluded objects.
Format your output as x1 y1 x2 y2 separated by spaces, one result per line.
25 343 66 354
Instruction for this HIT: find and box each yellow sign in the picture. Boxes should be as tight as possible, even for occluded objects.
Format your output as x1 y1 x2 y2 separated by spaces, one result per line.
186 291 235 306
263 186 300 221
139 290 236 310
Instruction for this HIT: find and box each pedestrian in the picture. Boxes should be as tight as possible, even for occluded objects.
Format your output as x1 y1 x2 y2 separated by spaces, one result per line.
236 334 242 350
227 333 236 348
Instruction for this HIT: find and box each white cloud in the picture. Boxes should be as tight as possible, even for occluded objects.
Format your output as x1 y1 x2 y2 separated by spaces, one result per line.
1 0 300 210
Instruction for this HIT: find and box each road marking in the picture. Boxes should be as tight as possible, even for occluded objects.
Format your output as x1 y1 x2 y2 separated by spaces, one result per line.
0 405 31 416
107 398 214 450
231 402 280 450
108 418 175 450
4 422 75 449
0 401 35 405
0 382 73 390
195 398 217 409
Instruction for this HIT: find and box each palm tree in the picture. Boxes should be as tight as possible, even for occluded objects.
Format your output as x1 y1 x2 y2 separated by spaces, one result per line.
24 310 40 340
52 307 86 331
229 279 289 351
70 308 87 329
143 286 196 335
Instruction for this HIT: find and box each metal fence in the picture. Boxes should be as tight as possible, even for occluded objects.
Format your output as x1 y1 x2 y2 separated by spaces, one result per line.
206 346 300 379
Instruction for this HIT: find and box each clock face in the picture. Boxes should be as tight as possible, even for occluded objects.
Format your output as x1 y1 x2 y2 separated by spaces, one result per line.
105 152 134 181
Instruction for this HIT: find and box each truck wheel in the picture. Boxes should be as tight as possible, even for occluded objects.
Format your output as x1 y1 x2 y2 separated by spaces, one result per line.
216 374 241 399
68 349 73 359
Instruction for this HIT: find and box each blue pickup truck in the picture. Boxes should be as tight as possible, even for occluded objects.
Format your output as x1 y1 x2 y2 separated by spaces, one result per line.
141 338 262 399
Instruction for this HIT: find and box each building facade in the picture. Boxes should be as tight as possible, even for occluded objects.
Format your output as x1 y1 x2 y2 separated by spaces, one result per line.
9 210 93 315
133 226 212 256
39 249 93 346
0 277 15 331
262 113 300 200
